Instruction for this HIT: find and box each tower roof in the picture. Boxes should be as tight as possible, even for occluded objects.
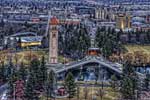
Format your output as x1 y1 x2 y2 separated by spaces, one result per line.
50 17 59 25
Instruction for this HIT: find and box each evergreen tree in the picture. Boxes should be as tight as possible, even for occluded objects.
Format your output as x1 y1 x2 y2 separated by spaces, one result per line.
102 38 113 58
95 27 124 58
41 36 49 48
8 69 19 98
30 58 40 90
30 58 40 73
17 37 22 49
6 59 18 98
0 63 3 83
59 24 90 59
46 70 56 98
77 27 90 54
25 72 39 100
120 61 139 100
65 72 76 99
0 62 6 83
0 19 5 27
34 56 48 91
6 59 14 80
146 30 150 43
95 27 105 48
24 21 31 28
18 62 27 81
38 56 47 86
144 73 150 91
110 75 118 91
8 27 14 35
120 77 134 99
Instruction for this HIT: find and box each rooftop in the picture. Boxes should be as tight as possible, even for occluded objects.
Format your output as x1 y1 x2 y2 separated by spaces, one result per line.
50 17 59 25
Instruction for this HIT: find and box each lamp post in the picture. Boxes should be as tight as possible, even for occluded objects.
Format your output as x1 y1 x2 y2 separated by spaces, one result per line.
13 83 16 100
91 83 93 100
102 69 104 90
100 69 105 100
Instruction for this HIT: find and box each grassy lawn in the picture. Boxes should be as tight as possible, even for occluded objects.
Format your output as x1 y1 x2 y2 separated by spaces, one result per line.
40 87 119 100
0 50 46 64
125 45 150 54
0 50 72 65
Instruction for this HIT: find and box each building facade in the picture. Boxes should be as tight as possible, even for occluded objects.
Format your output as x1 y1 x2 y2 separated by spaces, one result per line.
116 13 131 30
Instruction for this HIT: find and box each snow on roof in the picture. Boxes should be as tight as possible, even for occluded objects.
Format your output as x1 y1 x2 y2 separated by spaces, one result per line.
11 32 37 37
21 36 42 42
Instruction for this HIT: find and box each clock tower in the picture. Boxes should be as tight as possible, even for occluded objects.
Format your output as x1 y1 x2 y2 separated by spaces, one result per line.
49 17 59 64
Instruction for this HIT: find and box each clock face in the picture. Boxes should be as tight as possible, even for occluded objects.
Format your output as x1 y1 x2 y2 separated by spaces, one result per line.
51 26 57 30
52 33 56 38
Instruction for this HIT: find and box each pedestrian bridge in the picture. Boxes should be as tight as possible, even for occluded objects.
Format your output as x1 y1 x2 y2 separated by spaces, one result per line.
54 56 122 74
47 56 145 81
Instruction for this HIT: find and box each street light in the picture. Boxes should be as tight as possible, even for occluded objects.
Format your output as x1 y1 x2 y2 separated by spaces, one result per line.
13 83 16 100
91 83 93 100
102 69 104 90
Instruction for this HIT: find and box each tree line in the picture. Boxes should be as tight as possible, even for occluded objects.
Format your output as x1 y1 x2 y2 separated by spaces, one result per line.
95 27 125 58
111 61 150 100
0 56 77 100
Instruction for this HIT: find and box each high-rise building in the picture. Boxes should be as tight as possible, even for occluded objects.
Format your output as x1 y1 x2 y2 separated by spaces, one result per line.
95 7 115 21
49 17 59 64
95 7 106 20
116 13 131 30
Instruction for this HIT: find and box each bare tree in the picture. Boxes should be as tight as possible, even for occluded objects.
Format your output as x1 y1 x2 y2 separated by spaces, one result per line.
84 85 89 100
76 85 80 99
97 88 105 100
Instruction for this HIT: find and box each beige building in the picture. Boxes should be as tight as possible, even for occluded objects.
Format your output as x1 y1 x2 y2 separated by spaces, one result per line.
116 13 131 30
95 8 106 20
95 7 116 21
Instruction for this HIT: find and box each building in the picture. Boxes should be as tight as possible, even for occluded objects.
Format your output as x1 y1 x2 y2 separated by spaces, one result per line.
18 36 42 47
116 13 131 30
59 18 80 25
75 6 95 17
95 7 116 21
95 7 106 20
4 32 42 48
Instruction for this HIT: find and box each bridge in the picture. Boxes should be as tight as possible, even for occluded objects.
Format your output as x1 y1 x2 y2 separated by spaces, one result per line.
54 56 122 74
47 55 145 81
46 56 123 81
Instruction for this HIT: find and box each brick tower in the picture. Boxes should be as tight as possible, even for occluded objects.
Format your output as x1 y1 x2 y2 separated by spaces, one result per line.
49 17 59 64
